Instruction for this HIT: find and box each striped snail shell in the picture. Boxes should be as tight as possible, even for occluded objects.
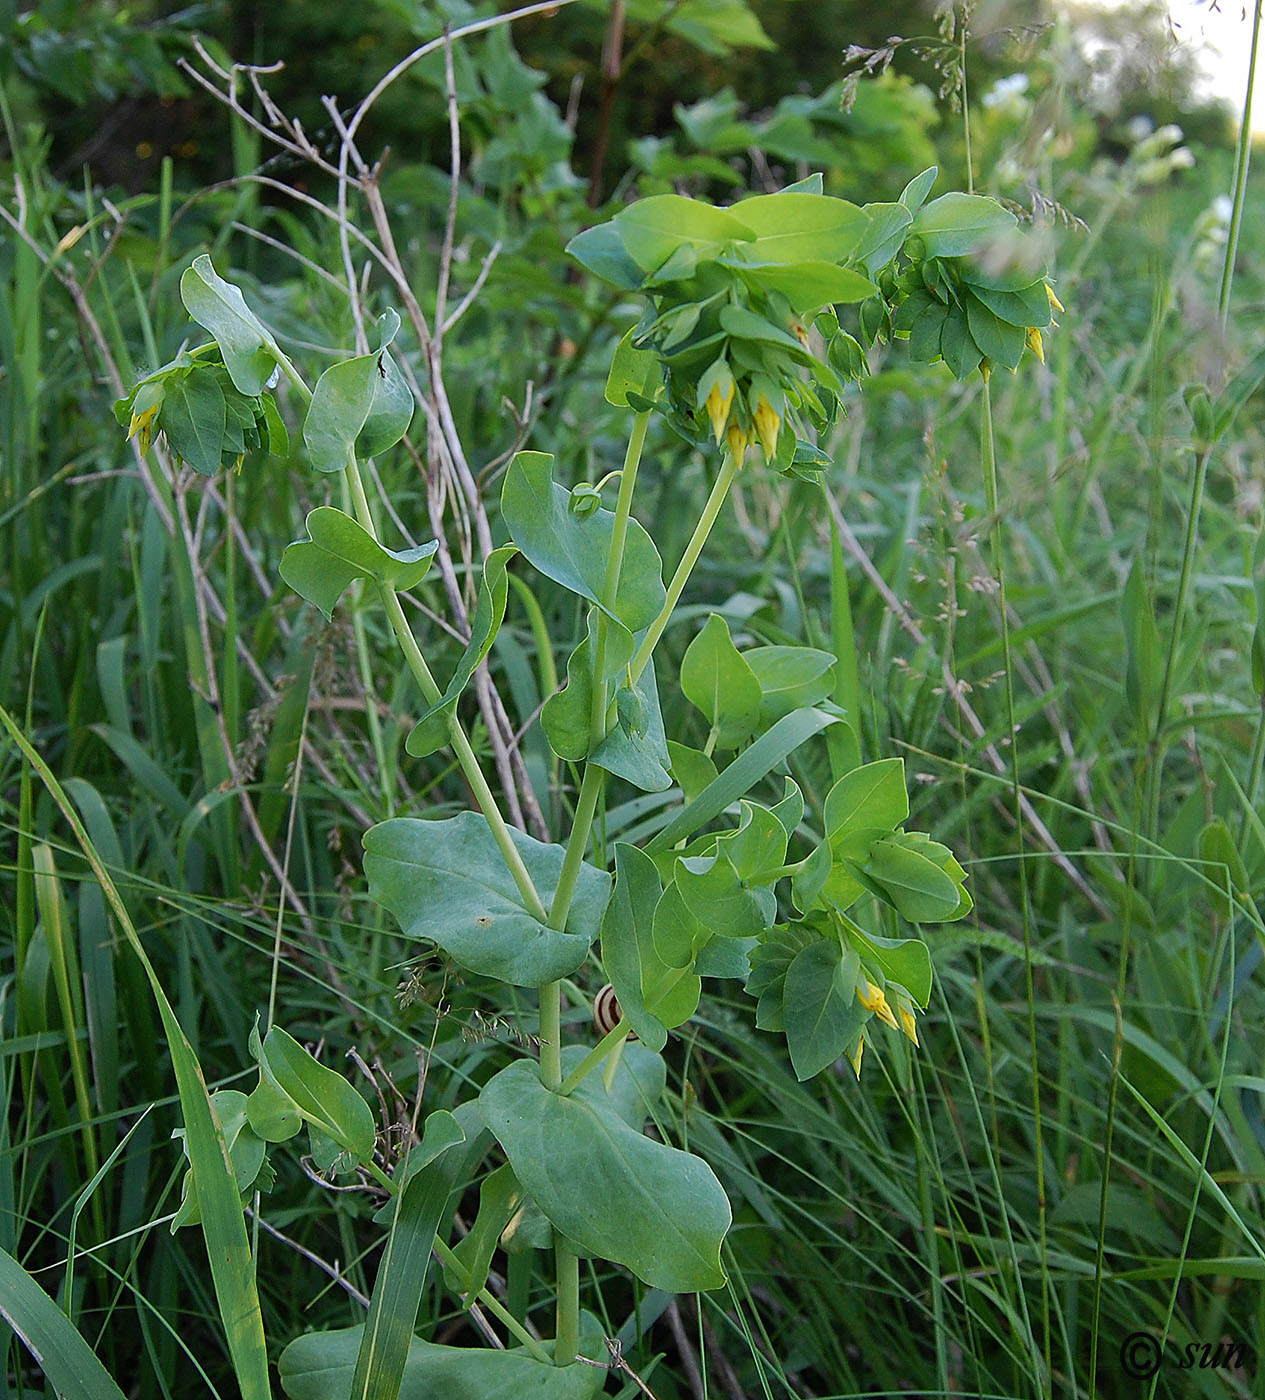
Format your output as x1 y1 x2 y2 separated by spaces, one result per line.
593 983 627 1038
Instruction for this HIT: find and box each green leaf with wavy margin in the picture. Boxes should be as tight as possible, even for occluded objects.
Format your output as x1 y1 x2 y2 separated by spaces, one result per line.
304 312 414 471
363 812 610 986
280 507 439 620
480 1059 730 1291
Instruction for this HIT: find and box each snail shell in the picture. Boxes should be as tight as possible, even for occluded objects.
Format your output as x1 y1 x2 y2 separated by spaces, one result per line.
593 983 630 1038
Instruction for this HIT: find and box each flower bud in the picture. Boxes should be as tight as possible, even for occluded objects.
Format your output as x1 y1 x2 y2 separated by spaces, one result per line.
569 483 602 518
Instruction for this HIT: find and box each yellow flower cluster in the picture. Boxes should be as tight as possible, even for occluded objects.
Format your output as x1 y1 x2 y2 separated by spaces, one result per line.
847 976 921 1079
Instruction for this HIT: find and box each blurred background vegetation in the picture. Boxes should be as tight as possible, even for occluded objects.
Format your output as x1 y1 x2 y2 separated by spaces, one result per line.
3 1 1265 1397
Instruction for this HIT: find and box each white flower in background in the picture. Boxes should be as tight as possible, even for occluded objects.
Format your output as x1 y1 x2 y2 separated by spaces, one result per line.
983 73 1031 110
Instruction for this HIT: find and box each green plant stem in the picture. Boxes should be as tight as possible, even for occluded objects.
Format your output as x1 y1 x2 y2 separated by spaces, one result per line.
629 447 740 685
979 374 1049 1390
1144 445 1212 843
271 346 311 405
1224 4 1265 834
558 1017 631 1095
430 1239 554 1364
362 1158 552 1362
344 457 549 922
533 412 650 1364
553 1242 580 1365
1218 0 1261 326
544 412 652 957
340 472 394 815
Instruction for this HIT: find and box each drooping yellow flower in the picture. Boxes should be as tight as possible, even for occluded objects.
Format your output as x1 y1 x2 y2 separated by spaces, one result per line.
704 374 736 445
1045 282 1064 315
127 401 161 454
1025 326 1045 364
752 393 780 460
846 1035 865 1078
726 421 749 463
897 999 919 1047
858 978 898 1030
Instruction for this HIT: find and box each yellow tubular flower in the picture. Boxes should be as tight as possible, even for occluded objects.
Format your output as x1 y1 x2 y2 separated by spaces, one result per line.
846 1035 865 1078
858 978 898 1030
128 402 161 454
1026 326 1045 364
705 376 736 444
898 1002 919 1047
726 421 749 463
1046 282 1065 315
752 393 780 460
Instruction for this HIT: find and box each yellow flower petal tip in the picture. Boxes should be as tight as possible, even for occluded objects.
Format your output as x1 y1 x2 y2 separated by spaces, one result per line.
725 422 749 463
1046 283 1065 314
846 1035 865 1078
1026 326 1045 364
859 979 898 1030
898 1005 919 1047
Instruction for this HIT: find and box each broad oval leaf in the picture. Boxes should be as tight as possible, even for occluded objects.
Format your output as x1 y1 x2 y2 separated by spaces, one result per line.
823 758 908 847
501 452 665 632
850 929 933 1007
614 193 755 271
363 812 610 986
745 645 836 723
251 1025 376 1162
280 507 439 621
681 614 761 749
565 221 644 290
726 258 877 311
161 370 226 477
591 659 673 792
601 843 672 1049
279 1323 605 1400
304 318 414 471
783 938 865 1081
180 254 278 395
606 324 665 407
480 1059 730 1292
732 192 868 264
864 836 964 922
909 192 1017 259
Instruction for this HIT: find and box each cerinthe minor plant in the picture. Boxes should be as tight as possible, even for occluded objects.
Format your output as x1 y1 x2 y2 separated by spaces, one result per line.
111 170 1056 1397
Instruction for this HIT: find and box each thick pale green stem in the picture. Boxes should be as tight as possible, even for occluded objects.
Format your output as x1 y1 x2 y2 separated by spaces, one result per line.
432 1238 554 1363
340 473 394 814
344 458 549 923
553 1242 580 1366
629 448 740 685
